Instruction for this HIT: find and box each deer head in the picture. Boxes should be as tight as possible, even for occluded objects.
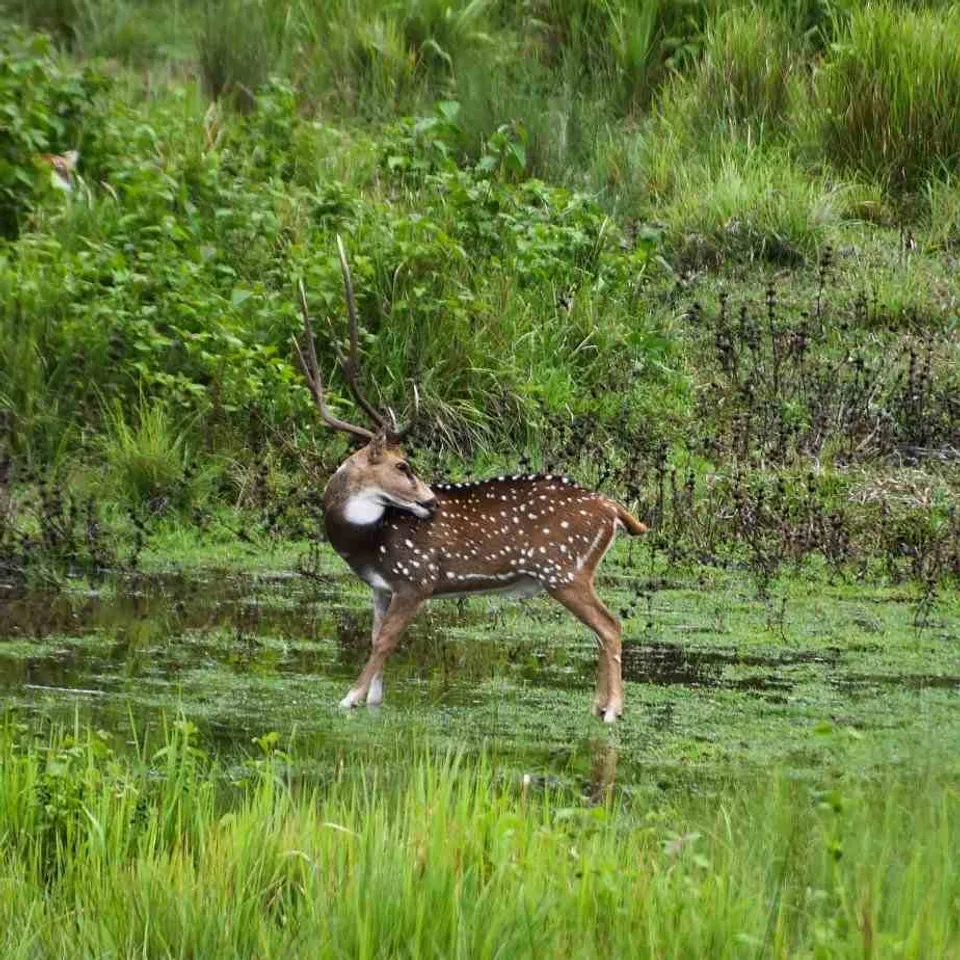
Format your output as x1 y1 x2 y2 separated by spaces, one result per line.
39 150 78 192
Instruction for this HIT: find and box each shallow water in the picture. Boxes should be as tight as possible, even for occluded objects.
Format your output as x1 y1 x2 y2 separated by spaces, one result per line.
2 560 959 790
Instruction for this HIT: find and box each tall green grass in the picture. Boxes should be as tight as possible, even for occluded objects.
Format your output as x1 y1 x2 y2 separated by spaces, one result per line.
196 0 499 117
0 718 957 957
657 144 842 267
197 0 287 110
2 0 82 45
818 2 960 188
99 395 214 511
693 4 800 134
1 0 196 62
924 174 960 250
0 244 79 469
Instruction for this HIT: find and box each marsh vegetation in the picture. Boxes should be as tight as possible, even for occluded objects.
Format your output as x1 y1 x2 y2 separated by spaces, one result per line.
1 0 958 954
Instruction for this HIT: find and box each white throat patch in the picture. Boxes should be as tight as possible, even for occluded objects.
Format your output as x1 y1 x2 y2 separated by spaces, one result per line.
342 491 386 525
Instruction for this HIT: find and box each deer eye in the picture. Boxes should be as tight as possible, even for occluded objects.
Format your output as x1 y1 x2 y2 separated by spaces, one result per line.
396 461 412 477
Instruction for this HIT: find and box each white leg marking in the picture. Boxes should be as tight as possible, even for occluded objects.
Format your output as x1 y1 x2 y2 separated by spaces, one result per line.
367 673 384 706
364 571 392 592
340 687 364 709
577 525 613 571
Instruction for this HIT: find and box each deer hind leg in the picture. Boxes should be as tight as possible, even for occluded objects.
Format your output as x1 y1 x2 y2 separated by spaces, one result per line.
549 578 623 724
591 632 611 718
340 590 423 709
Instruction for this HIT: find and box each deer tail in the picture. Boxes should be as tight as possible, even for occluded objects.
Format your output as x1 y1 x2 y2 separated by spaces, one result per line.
614 503 648 536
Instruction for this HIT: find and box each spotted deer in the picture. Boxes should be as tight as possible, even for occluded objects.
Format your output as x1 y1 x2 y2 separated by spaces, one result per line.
39 150 79 192
295 238 647 723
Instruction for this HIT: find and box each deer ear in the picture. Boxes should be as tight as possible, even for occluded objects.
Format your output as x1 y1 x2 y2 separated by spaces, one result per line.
367 432 387 463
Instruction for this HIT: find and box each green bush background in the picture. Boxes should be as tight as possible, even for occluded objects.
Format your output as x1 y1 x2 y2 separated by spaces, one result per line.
0 1 958 513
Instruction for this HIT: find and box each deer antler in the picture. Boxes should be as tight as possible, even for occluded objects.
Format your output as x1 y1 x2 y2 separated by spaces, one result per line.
335 235 419 442
294 238 421 443
336 235 389 432
293 279 374 441
387 383 419 442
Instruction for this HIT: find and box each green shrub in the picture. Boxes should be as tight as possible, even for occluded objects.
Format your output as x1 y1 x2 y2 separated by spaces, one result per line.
657 145 841 267
0 63 678 462
99 396 212 511
818 3 960 189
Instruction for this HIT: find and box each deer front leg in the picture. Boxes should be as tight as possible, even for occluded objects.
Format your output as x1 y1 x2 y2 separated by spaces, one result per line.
340 590 423 708
366 588 391 706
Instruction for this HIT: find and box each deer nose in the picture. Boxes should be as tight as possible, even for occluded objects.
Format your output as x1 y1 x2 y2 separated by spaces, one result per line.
420 495 438 516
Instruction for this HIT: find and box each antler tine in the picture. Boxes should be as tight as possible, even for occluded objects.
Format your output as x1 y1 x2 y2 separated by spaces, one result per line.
388 382 420 442
335 235 388 431
294 279 374 442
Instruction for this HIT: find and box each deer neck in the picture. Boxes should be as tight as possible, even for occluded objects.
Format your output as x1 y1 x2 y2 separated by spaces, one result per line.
323 470 388 569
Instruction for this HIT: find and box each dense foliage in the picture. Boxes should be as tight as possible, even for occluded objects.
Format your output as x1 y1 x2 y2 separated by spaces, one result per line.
0 2 956 585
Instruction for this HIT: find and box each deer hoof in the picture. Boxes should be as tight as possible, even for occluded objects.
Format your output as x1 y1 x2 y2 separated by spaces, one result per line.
339 688 363 709
602 706 621 724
